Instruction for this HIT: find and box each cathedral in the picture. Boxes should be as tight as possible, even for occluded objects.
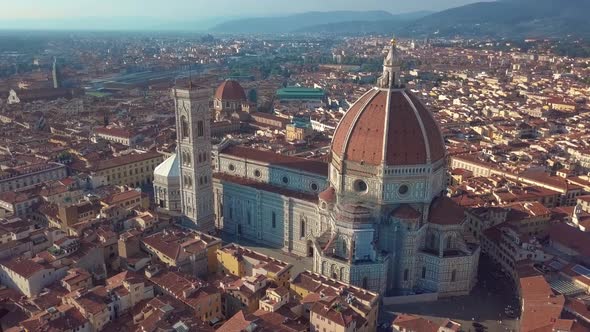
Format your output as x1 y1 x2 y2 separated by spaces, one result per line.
153 40 480 297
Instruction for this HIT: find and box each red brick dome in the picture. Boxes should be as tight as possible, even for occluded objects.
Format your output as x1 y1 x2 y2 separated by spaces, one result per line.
331 88 445 166
214 80 247 101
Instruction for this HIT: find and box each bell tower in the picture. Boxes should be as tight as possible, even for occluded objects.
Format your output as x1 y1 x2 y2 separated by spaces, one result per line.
172 83 215 233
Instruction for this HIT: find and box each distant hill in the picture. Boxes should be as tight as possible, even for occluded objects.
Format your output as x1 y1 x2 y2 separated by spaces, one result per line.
294 11 432 34
399 0 590 38
209 10 398 34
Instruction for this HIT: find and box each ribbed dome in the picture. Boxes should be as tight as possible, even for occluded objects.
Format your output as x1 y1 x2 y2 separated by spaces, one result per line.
214 80 247 101
331 88 445 166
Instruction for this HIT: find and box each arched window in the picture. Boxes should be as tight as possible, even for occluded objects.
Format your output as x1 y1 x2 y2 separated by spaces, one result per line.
362 277 368 289
183 151 191 166
180 116 189 139
183 175 192 189
422 267 426 279
404 269 409 281
451 270 457 282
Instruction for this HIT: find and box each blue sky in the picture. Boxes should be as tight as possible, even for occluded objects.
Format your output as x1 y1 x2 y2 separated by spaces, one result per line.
2 0 484 19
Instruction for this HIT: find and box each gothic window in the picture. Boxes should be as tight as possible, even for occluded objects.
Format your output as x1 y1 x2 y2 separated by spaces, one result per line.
341 240 347 256
180 116 189 139
404 269 409 281
197 121 204 137
422 267 426 279
272 212 276 228
362 277 368 289
451 270 457 282
247 211 251 225
183 151 191 166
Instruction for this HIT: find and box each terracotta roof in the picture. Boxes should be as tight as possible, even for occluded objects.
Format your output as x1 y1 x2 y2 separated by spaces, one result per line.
429 196 465 226
94 127 134 138
142 229 209 262
216 310 255 332
1 257 47 278
392 314 441 332
519 275 565 332
311 298 366 329
332 89 445 166
213 173 319 203
102 190 141 205
318 187 336 203
222 145 328 176
148 271 219 314
391 204 422 220
215 80 247 101
549 223 590 257
90 151 162 172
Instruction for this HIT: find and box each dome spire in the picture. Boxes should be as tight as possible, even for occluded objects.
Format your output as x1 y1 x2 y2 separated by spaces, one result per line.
378 36 401 89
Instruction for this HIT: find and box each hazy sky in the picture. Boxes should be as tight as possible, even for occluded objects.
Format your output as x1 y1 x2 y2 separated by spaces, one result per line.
2 0 484 19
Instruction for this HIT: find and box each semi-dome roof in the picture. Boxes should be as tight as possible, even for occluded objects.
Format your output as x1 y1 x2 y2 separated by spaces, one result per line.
319 187 336 203
331 40 445 167
331 88 445 166
214 80 247 101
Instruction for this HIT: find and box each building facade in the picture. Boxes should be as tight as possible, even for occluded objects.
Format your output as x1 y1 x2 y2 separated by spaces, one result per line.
153 153 181 212
155 41 479 297
173 85 216 232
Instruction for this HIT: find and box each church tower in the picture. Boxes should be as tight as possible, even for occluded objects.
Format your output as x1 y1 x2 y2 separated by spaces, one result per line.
173 84 215 233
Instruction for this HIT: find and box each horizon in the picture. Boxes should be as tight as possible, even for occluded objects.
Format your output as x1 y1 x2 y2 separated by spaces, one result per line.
0 0 485 31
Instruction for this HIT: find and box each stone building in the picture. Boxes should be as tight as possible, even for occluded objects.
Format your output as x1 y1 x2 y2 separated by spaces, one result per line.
153 153 181 212
155 41 479 297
